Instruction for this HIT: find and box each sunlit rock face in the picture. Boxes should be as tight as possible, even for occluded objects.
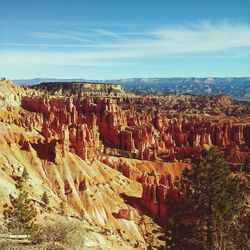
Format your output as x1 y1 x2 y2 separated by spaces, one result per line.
21 96 102 162
1 81 249 178
139 172 182 225
0 80 249 247
20 88 250 164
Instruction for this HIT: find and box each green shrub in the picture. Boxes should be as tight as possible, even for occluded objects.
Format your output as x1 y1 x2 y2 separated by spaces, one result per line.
3 190 39 235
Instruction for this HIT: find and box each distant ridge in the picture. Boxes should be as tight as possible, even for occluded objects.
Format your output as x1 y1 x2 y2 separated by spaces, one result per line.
31 81 126 97
14 77 250 101
14 78 88 86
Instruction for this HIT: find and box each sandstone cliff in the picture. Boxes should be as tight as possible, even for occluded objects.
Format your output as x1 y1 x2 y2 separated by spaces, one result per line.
0 80 249 249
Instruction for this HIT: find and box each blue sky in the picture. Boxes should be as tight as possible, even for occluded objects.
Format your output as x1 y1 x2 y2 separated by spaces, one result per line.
0 0 250 79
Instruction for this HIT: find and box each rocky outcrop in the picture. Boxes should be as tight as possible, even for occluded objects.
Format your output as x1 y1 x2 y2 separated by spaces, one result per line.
1 80 249 248
214 94 232 106
100 157 131 178
20 93 250 163
22 96 101 162
0 81 247 165
140 172 181 225
141 183 169 223
0 80 24 108
114 209 133 220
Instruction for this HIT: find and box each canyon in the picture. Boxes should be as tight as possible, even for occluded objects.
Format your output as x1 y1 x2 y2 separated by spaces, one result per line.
0 79 249 249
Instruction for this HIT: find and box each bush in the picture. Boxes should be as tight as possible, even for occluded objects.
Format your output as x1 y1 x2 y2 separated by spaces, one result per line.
42 242 66 250
35 219 80 249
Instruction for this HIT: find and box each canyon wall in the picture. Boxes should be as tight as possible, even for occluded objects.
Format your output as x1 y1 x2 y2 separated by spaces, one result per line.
20 95 250 165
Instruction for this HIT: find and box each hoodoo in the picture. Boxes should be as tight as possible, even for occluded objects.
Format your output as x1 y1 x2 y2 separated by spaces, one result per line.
0 79 249 249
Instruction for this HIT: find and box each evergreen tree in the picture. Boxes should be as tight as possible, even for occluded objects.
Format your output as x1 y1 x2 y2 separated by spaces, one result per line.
3 190 39 234
41 191 50 207
166 147 248 250
59 201 65 216
22 167 29 182
244 152 250 173
14 167 29 189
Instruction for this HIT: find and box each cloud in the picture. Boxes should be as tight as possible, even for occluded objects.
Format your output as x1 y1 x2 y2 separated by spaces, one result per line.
28 21 250 50
150 22 250 53
30 28 129 43
1 21 250 69
31 31 94 43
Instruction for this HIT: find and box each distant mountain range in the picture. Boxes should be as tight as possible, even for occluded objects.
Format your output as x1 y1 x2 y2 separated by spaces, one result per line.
14 77 250 101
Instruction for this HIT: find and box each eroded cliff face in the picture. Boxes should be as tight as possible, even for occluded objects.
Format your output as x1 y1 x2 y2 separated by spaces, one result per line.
0 80 249 248
20 94 250 165
139 172 183 225
0 123 153 248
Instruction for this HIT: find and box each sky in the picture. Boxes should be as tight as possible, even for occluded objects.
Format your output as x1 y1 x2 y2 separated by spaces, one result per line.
0 0 250 79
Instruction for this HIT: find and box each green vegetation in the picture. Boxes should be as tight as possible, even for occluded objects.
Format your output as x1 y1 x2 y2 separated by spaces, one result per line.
0 218 83 250
148 169 157 176
3 190 39 235
58 201 66 216
22 167 29 182
2 189 83 249
15 167 30 189
41 191 49 207
35 219 79 249
166 147 249 250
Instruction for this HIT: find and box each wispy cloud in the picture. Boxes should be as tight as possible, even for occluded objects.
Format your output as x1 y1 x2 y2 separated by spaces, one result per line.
30 28 132 42
31 31 94 43
1 21 250 68
28 21 250 50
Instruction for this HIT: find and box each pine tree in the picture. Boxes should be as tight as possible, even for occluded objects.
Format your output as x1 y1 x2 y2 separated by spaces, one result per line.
22 167 29 182
244 152 250 173
3 190 39 235
15 167 29 189
166 147 248 250
41 191 49 207
59 201 65 216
